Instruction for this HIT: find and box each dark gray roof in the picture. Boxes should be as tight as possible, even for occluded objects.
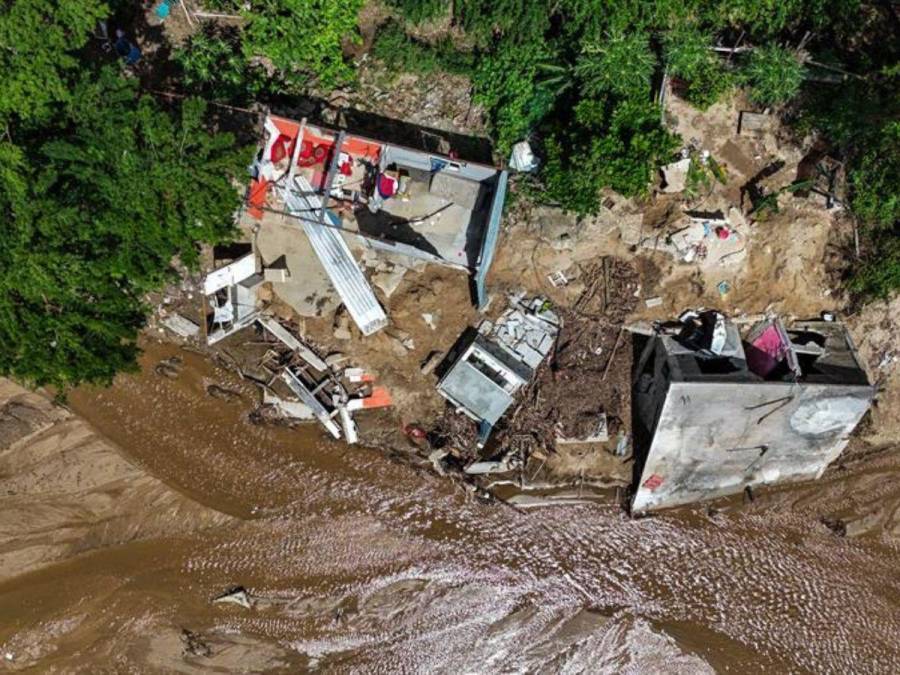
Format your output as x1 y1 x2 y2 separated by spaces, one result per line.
437 358 515 425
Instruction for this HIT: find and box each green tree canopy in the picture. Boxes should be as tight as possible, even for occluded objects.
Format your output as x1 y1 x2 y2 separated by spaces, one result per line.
0 69 252 388
175 25 267 103
850 120 900 229
575 32 656 99
0 0 108 124
663 24 732 109
741 45 806 106
241 0 365 89
542 98 679 215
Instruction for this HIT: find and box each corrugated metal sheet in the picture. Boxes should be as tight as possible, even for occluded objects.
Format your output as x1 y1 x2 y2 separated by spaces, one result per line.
284 176 388 336
473 170 508 309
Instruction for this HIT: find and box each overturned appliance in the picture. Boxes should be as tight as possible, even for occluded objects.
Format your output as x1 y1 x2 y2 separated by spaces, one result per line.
631 310 874 513
437 297 560 445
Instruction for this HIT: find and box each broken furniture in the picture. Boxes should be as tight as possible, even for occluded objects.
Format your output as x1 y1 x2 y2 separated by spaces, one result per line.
632 311 874 513
436 297 560 446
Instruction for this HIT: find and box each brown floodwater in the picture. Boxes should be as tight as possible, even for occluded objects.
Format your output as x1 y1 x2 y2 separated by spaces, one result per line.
1 340 898 672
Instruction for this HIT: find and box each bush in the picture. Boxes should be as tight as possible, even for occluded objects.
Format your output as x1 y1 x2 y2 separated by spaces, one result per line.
386 0 448 25
849 232 900 299
664 25 733 109
455 0 550 46
371 22 473 76
472 42 555 154
241 0 364 89
575 32 656 99
175 25 266 102
741 45 805 105
541 99 679 215
849 120 900 229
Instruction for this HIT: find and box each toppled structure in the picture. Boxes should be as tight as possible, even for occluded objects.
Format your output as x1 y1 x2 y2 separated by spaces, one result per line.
437 297 559 444
204 251 263 344
248 114 508 333
632 310 874 513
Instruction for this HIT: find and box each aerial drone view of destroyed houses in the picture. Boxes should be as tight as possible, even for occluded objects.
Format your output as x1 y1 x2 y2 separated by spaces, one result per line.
160 110 875 515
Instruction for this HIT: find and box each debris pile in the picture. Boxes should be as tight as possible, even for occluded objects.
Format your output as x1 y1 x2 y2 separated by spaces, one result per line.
505 258 638 451
247 316 392 443
639 207 749 270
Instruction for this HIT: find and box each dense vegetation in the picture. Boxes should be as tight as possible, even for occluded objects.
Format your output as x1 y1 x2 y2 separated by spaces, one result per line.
1 3 250 388
1 0 897 388
375 0 898 294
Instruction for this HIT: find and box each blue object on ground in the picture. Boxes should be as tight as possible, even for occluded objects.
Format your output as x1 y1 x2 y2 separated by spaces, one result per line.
155 1 170 19
115 37 142 65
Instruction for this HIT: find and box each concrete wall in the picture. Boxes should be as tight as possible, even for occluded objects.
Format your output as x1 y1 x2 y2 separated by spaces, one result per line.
474 170 508 308
380 145 497 181
632 379 873 513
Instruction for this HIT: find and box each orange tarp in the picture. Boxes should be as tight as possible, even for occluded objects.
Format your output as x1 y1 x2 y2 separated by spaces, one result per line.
269 116 381 162
247 178 270 219
360 386 392 409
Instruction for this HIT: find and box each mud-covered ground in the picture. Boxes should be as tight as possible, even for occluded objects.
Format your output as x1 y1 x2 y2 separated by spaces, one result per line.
0 340 898 672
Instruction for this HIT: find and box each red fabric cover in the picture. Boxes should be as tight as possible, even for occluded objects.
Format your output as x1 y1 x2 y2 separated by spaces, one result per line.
377 174 397 198
269 134 295 163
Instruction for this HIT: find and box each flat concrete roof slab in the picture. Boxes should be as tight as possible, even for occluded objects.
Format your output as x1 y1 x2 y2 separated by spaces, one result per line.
438 360 514 426
254 213 340 318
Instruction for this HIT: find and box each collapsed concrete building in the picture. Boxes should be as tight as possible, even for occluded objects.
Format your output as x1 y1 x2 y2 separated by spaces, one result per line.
632 310 874 513
196 113 511 440
437 297 559 445
244 114 508 334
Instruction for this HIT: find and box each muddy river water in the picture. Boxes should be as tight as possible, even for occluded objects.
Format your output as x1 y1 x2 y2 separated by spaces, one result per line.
1 341 898 672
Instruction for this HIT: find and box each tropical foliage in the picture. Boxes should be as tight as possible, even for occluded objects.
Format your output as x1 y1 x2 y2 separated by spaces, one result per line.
241 0 364 89
0 68 251 388
175 25 267 102
741 45 805 105
0 0 108 123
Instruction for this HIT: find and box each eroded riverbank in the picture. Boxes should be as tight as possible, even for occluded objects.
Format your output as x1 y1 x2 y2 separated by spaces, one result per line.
0 342 898 672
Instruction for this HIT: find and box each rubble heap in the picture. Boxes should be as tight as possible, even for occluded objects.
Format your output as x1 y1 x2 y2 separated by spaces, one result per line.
505 258 639 450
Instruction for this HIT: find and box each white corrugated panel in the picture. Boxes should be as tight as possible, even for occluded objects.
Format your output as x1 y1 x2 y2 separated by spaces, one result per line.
203 253 257 295
284 176 388 336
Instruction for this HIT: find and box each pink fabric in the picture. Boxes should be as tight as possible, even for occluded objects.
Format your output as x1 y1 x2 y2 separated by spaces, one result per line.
747 325 785 376
377 174 397 198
